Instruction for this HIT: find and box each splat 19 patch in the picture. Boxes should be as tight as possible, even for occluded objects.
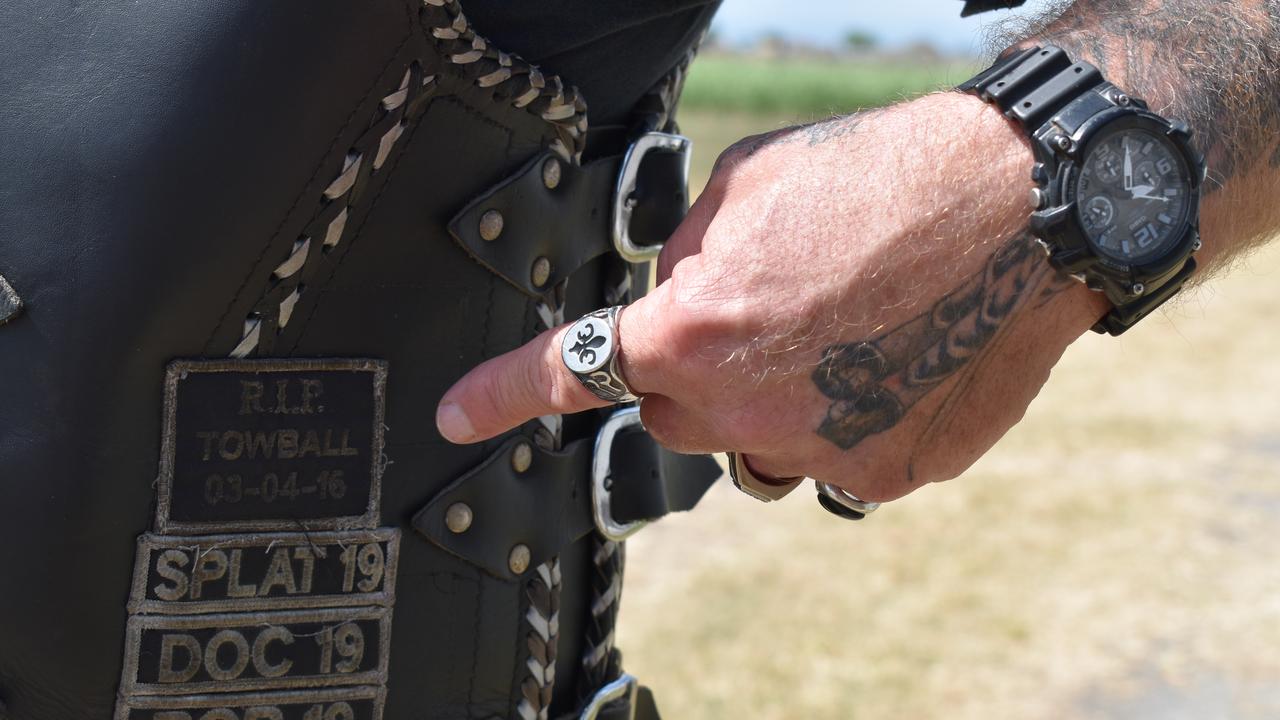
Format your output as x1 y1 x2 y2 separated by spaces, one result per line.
127 529 400 615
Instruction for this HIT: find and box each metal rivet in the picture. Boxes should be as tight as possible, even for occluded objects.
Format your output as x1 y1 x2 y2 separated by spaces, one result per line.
1116 93 1132 106
1131 282 1146 296
1054 135 1073 151
445 502 473 534
1028 187 1046 209
1192 238 1203 252
508 544 531 574
542 157 562 190
479 210 504 241
511 441 533 473
531 257 551 288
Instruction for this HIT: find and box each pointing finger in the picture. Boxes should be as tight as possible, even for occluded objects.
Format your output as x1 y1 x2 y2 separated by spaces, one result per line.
435 285 672 444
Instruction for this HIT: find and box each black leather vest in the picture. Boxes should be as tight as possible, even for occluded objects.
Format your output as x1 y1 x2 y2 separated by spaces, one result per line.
0 2 718 718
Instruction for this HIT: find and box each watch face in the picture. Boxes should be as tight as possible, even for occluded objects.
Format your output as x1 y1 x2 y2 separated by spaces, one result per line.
1075 127 1194 264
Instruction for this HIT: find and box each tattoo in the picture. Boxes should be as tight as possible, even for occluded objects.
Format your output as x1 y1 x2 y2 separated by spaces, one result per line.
811 233 1056 450
715 112 874 173
1000 0 1280 196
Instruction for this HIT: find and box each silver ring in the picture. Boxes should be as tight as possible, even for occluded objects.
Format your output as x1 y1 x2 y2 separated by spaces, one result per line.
815 482 881 517
562 306 639 404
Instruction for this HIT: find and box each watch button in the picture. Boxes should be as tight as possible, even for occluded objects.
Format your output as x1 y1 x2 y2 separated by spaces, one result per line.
1028 187 1047 209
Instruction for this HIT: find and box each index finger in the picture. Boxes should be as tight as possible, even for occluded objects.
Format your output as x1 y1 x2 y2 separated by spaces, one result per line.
434 287 668 444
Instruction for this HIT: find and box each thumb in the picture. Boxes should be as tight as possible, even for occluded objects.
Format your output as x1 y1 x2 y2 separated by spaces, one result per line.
435 283 674 443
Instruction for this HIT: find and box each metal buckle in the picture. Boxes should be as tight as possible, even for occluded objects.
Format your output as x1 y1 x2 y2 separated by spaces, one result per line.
579 673 639 720
592 406 648 542
611 132 692 263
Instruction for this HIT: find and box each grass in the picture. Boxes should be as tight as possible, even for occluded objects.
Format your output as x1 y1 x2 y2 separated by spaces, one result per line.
617 56 1280 719
679 53 980 117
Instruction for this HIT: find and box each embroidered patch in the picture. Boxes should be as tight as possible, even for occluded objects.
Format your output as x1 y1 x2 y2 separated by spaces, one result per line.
114 685 385 720
119 607 392 696
127 529 400 615
157 359 388 534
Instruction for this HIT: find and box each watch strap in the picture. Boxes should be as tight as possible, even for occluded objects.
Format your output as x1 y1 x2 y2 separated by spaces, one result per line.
1092 256 1198 335
960 46 1106 132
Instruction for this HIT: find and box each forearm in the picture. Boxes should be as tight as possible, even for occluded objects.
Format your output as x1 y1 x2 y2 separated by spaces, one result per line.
1008 0 1280 269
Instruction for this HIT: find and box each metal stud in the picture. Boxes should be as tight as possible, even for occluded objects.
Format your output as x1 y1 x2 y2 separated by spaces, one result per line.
542 157 562 190
479 210 504 241
1131 282 1146 296
445 502 473 534
511 441 533 473
1192 238 1203 252
1054 135 1073 151
531 256 552 288
1116 93 1132 107
508 544 531 574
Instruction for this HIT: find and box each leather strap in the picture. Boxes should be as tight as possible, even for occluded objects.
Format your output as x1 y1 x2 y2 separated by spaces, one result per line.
449 151 623 298
449 138 688 298
609 430 715 524
413 428 720 581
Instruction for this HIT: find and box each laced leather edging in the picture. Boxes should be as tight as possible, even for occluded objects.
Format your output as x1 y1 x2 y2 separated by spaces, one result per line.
228 0 591 359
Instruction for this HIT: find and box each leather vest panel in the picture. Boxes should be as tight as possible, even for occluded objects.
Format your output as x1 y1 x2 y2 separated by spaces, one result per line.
0 1 715 718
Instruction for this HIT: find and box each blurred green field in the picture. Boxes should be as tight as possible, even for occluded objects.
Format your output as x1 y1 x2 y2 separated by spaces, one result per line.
680 53 979 116
678 54 979 195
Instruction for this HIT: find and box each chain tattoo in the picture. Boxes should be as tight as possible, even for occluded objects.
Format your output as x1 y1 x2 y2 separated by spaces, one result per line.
812 233 1056 451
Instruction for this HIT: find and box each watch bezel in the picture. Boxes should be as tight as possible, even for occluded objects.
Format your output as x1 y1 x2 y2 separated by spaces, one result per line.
1034 106 1203 286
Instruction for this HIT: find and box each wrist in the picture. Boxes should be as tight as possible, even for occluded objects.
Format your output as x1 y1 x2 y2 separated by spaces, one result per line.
939 91 1114 338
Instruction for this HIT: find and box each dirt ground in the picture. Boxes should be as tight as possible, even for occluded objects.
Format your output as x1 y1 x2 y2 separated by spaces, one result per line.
616 111 1280 719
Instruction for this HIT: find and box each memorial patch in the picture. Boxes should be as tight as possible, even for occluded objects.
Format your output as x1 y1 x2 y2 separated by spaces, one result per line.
118 359 397 720
120 607 391 696
128 530 400 615
115 686 385 720
156 359 388 533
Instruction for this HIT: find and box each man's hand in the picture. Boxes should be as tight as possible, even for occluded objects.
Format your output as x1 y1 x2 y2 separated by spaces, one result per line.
436 92 1109 502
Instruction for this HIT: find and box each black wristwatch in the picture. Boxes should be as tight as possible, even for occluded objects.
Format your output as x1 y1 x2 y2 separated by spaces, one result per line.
960 45 1205 335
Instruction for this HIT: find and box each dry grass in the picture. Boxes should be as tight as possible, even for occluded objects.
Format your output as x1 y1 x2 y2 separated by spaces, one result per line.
618 110 1280 719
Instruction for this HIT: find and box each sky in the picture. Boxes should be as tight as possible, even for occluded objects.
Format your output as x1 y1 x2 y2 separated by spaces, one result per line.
711 0 1058 54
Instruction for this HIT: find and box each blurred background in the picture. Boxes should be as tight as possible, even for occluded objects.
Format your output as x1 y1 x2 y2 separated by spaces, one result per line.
618 2 1280 718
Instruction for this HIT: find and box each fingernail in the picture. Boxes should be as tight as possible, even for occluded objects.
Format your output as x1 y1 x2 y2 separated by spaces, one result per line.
436 402 476 444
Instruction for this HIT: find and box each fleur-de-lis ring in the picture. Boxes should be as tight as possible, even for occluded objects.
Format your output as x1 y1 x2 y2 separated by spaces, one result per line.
561 306 639 404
